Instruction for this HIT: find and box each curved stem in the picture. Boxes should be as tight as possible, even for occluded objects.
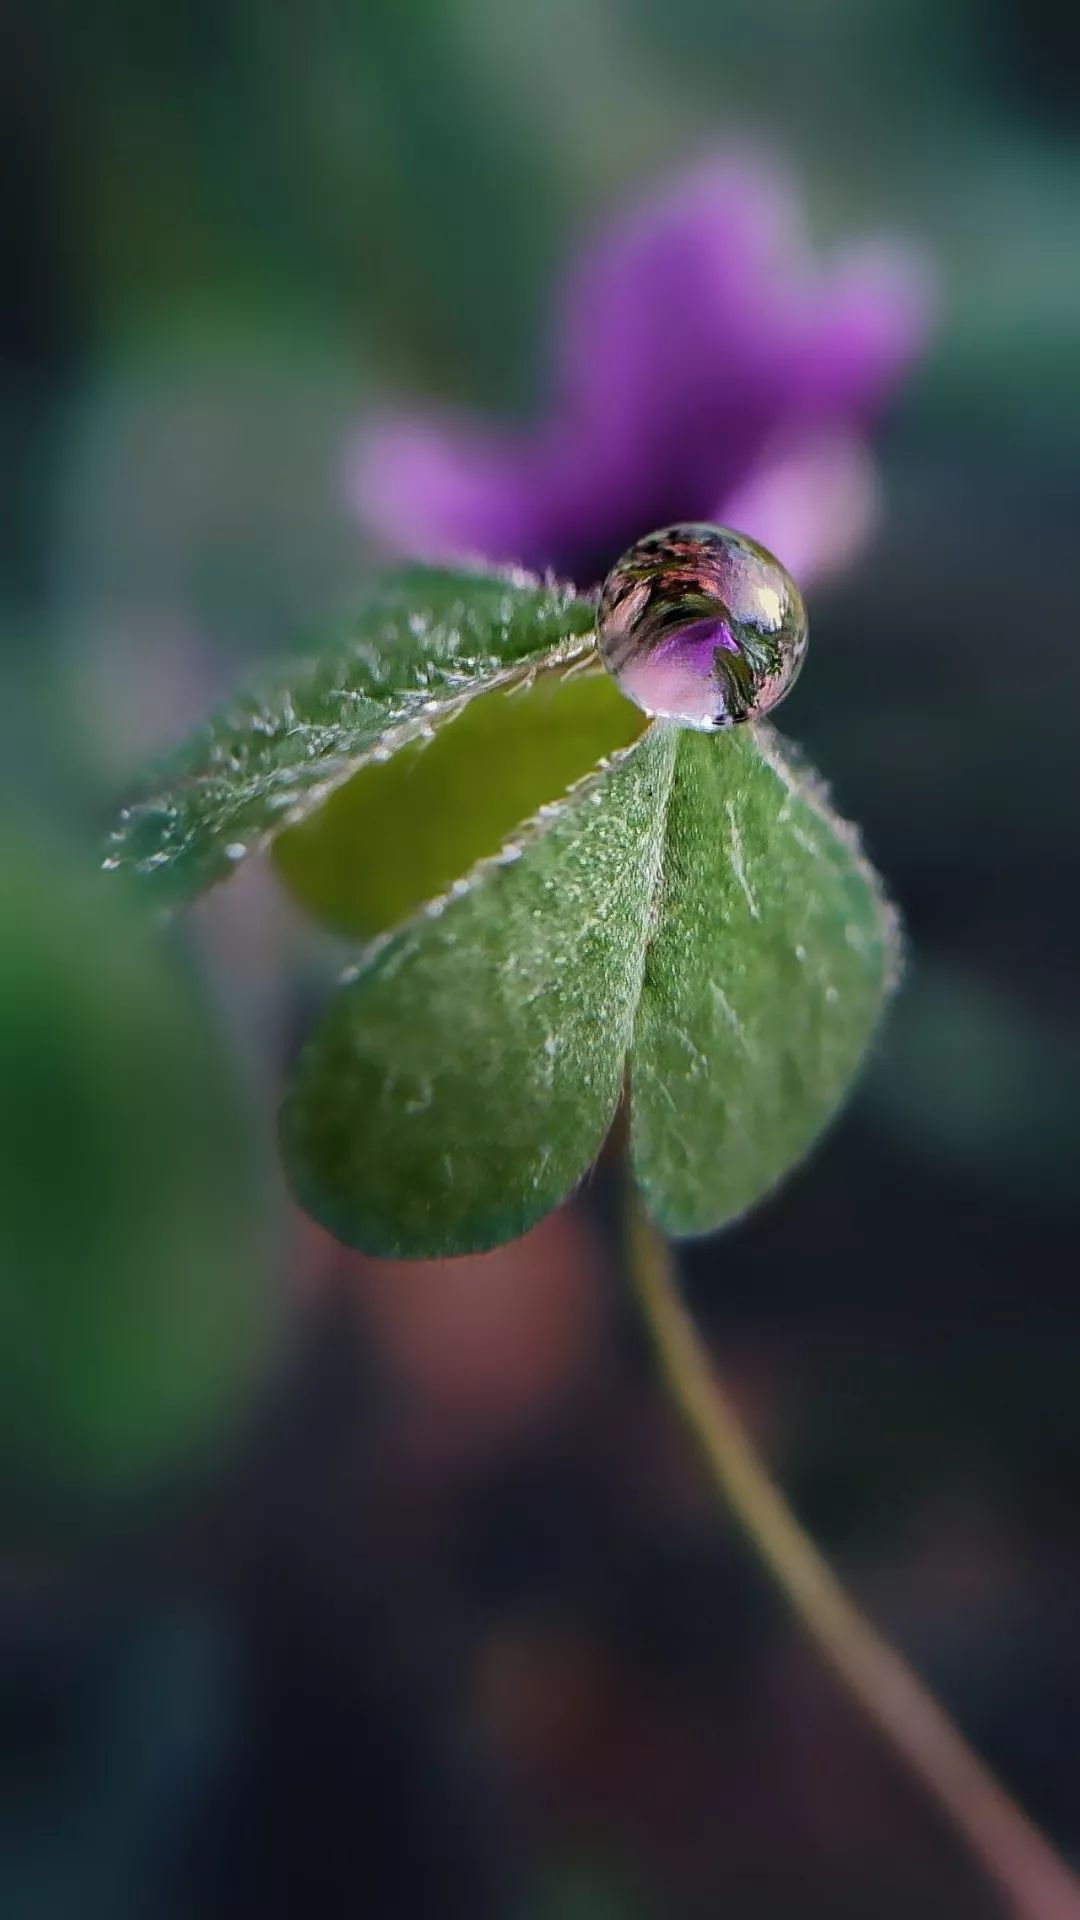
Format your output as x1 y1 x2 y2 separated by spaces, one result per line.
625 1184 1080 1920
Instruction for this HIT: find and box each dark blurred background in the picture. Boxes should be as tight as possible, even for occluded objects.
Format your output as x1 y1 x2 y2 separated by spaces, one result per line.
3 3 1080 1916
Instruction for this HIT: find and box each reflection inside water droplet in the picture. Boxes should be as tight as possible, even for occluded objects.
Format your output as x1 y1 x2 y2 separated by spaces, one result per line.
596 524 807 731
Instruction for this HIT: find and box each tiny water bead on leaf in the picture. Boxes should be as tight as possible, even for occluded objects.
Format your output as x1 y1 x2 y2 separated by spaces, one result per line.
597 524 808 731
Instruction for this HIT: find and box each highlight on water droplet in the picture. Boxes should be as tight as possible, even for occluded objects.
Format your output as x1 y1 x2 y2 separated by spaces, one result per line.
596 524 808 731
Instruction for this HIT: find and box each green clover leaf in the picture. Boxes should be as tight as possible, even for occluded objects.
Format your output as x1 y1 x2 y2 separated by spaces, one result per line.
105 568 599 905
108 565 897 1256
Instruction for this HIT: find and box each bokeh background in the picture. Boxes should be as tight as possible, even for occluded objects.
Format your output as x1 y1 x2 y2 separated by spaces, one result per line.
3 3 1080 1916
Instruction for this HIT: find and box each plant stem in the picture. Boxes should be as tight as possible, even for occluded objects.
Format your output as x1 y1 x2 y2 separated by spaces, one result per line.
625 1183 1080 1920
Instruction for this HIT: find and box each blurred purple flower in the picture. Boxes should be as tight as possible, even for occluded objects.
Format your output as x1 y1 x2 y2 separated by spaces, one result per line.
347 153 934 589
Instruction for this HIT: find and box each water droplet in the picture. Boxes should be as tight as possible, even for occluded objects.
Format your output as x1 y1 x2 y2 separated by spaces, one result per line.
597 524 807 731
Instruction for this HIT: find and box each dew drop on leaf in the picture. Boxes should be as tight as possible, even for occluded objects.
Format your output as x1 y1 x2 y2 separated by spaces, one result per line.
596 523 808 731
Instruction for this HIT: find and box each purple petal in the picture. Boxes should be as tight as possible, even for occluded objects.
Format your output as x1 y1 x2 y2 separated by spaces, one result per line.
786 245 937 423
347 413 539 569
348 150 935 587
718 433 880 586
554 152 800 443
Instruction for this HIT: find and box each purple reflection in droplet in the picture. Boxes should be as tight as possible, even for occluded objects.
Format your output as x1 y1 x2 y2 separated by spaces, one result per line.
654 617 740 668
596 524 808 732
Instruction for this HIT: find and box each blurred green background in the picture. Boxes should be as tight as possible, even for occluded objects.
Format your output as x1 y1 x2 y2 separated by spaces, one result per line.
3 2 1080 1916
